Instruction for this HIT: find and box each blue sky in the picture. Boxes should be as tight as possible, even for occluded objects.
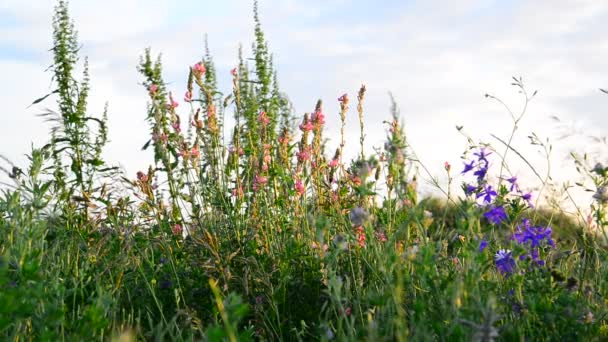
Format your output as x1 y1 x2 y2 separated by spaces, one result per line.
1 0 607 210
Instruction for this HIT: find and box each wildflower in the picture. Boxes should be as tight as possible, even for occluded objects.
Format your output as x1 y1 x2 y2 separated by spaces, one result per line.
258 111 270 126
474 148 492 162
136 171 148 183
494 249 516 275
295 179 305 196
253 174 268 191
464 183 477 195
172 122 181 133
168 92 179 109
232 185 244 199
190 147 200 158
354 226 366 248
592 186 608 203
444 161 451 172
521 192 533 206
153 132 168 144
473 166 488 181
193 62 206 75
375 231 387 243
479 239 488 252
506 176 518 192
512 219 554 248
338 93 349 104
484 205 508 225
184 90 192 103
328 158 339 168
230 67 237 76
462 160 475 174
172 224 183 235
299 120 314 132
312 110 325 126
296 148 311 162
350 207 369 226
344 307 352 316
149 84 158 96
477 184 497 204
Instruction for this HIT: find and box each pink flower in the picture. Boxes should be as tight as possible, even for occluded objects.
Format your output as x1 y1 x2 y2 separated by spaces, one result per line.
184 90 192 103
149 84 158 96
375 231 387 243
232 185 244 199
354 226 366 248
136 171 148 182
172 224 183 235
312 110 325 126
299 120 314 132
230 68 237 76
295 179 305 196
444 161 451 172
152 132 168 144
191 147 199 158
255 175 268 185
297 148 311 162
253 174 268 192
193 62 206 75
328 159 339 168
169 92 179 109
172 122 181 133
258 111 270 126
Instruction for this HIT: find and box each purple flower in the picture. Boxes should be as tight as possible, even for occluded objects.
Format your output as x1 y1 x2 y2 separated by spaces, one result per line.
521 192 533 206
474 148 492 162
512 219 554 248
479 239 488 253
484 205 508 225
507 176 518 192
473 166 488 181
495 249 516 275
462 160 475 174
477 185 497 203
464 183 477 196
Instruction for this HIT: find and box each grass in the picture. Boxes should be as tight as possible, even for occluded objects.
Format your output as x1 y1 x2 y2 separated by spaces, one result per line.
1 1 607 341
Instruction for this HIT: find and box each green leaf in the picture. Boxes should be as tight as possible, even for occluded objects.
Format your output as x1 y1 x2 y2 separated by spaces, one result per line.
27 90 59 108
86 158 104 166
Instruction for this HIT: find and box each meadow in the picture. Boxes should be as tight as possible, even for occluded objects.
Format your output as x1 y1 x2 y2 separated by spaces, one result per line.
1 1 607 340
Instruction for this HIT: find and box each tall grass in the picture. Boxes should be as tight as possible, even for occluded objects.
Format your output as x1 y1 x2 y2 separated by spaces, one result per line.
1 1 607 340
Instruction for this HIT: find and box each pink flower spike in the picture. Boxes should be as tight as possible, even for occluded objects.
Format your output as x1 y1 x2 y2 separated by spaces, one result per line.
193 62 206 75
231 68 237 76
184 91 192 103
328 159 339 168
299 120 314 132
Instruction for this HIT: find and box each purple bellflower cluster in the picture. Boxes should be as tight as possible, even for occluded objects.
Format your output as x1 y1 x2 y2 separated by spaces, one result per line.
461 147 533 225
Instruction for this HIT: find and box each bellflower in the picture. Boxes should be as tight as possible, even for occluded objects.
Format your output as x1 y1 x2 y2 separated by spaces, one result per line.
495 249 516 275
484 205 508 225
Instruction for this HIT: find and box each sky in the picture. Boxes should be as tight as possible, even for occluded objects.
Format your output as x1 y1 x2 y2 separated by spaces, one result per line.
1 0 607 212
